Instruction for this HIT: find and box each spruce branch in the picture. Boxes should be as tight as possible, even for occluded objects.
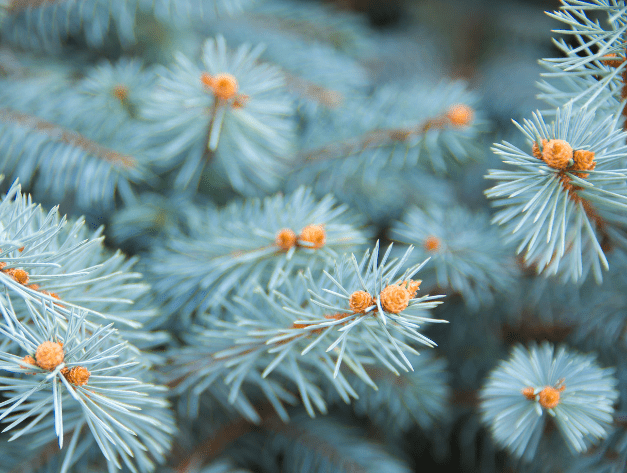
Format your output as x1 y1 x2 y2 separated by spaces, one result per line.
238 414 413 473
480 342 618 462
73 58 156 136
2 0 255 53
210 3 370 100
145 0 255 26
166 243 446 420
1 108 136 169
297 81 482 173
300 104 475 163
140 35 296 193
5 0 627 470
390 203 520 311
108 191 198 252
0 180 162 332
1 0 139 49
287 155 457 226
174 403 276 473
241 0 370 53
282 71 343 108
0 108 145 210
329 351 451 433
485 104 627 282
0 305 175 472
538 1 627 115
144 186 369 326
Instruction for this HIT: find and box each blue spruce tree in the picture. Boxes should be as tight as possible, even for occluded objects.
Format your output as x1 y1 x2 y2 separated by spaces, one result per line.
0 0 626 472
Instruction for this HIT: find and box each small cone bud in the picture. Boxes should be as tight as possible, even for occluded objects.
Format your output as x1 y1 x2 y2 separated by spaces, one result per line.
380 284 411 314
42 290 61 300
20 355 37 374
601 53 624 67
12 269 29 285
35 341 64 371
522 387 536 400
538 386 561 409
423 236 441 252
349 291 373 313
401 280 421 298
200 72 213 87
275 228 297 251
112 85 128 101
233 94 249 108
572 150 596 178
64 366 90 386
446 104 474 126
324 312 348 321
213 74 238 100
541 139 574 170
21 355 36 367
201 72 239 101
532 141 542 159
299 224 326 249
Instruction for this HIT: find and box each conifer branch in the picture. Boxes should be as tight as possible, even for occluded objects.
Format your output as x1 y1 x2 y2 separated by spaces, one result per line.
1 108 136 168
300 105 474 162
144 187 368 324
166 243 446 421
480 342 618 460
485 105 627 282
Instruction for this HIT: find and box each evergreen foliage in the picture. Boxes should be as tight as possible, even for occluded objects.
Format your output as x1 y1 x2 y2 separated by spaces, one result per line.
390 203 519 310
480 342 618 461
167 244 445 420
1 0 627 472
141 35 296 193
143 187 369 326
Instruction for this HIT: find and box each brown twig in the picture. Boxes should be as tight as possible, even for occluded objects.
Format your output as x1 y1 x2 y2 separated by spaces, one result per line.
300 103 478 163
2 108 136 168
175 403 276 473
283 71 343 108
6 0 62 13
267 417 371 473
300 115 450 163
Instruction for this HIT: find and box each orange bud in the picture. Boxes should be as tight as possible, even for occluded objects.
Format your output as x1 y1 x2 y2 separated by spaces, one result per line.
64 366 90 386
202 72 239 101
12 269 29 285
522 386 536 400
423 236 441 252
446 104 474 126
572 149 596 178
538 386 562 409
112 84 129 101
349 291 373 313
35 341 64 371
275 228 297 251
299 224 326 249
541 139 573 170
380 284 411 314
